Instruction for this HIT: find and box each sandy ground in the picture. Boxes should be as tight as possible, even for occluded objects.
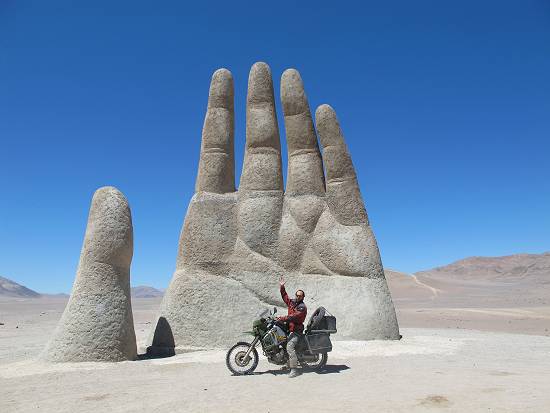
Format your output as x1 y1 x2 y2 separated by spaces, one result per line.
395 305 550 336
386 270 550 337
1 296 550 412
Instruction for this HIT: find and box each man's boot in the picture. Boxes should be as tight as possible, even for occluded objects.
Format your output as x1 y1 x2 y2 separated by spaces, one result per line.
288 368 301 378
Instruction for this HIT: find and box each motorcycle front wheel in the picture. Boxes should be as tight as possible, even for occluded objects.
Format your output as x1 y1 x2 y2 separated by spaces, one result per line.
226 341 259 375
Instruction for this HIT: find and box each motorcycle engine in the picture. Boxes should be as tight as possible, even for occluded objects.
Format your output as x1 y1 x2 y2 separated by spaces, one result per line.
262 324 289 365
267 348 287 365
262 325 287 351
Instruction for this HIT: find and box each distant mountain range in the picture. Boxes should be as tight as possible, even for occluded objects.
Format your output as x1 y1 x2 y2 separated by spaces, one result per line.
0 276 164 299
0 275 41 298
415 252 550 281
130 286 164 298
2 252 548 301
386 252 550 307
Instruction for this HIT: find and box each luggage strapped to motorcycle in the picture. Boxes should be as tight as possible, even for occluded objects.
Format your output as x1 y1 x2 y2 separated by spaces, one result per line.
306 307 337 334
304 307 337 355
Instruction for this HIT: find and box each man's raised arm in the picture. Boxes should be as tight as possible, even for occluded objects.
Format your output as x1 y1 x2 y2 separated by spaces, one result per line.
279 276 291 306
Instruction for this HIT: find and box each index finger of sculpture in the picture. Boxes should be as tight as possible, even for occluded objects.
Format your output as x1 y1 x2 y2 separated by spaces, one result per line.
281 69 325 196
239 62 283 191
196 68 235 194
315 104 368 225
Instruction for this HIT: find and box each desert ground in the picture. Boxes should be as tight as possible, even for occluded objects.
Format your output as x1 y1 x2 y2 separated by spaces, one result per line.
2 265 550 413
386 269 550 338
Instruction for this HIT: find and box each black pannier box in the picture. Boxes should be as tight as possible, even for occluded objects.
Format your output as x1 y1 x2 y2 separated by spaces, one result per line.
305 332 333 354
315 314 337 333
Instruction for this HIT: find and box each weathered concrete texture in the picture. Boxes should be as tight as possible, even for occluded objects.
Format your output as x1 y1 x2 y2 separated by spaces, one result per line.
196 68 235 194
42 186 137 362
151 63 399 350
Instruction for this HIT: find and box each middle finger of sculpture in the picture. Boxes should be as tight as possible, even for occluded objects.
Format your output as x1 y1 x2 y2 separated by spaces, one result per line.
151 63 399 350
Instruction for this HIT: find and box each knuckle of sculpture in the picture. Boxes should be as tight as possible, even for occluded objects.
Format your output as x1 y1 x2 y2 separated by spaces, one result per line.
285 114 315 145
246 115 278 148
241 158 283 191
203 113 232 145
178 194 237 266
282 95 308 116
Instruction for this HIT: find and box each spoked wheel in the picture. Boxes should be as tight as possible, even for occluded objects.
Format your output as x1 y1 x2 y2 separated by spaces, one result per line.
300 352 328 370
226 341 259 375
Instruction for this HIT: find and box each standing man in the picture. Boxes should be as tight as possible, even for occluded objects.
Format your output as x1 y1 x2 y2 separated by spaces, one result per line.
278 276 307 378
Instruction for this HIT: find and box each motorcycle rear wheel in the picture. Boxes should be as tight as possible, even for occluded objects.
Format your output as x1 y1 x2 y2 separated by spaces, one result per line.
300 352 328 370
226 342 259 375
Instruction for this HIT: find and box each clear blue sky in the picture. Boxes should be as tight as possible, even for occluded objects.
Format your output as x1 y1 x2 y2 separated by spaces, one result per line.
1 1 549 293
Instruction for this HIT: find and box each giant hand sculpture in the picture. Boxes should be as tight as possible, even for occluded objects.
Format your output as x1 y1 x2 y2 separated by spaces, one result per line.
151 63 399 350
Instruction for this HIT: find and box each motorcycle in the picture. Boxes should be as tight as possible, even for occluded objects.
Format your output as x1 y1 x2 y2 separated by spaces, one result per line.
225 306 337 375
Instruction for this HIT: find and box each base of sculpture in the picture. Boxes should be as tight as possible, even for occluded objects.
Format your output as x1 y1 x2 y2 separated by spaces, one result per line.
150 269 400 350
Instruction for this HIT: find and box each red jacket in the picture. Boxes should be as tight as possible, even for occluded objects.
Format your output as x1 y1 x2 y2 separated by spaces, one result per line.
279 285 307 333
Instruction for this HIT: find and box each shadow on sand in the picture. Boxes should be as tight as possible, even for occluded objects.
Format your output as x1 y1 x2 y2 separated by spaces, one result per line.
250 364 350 376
